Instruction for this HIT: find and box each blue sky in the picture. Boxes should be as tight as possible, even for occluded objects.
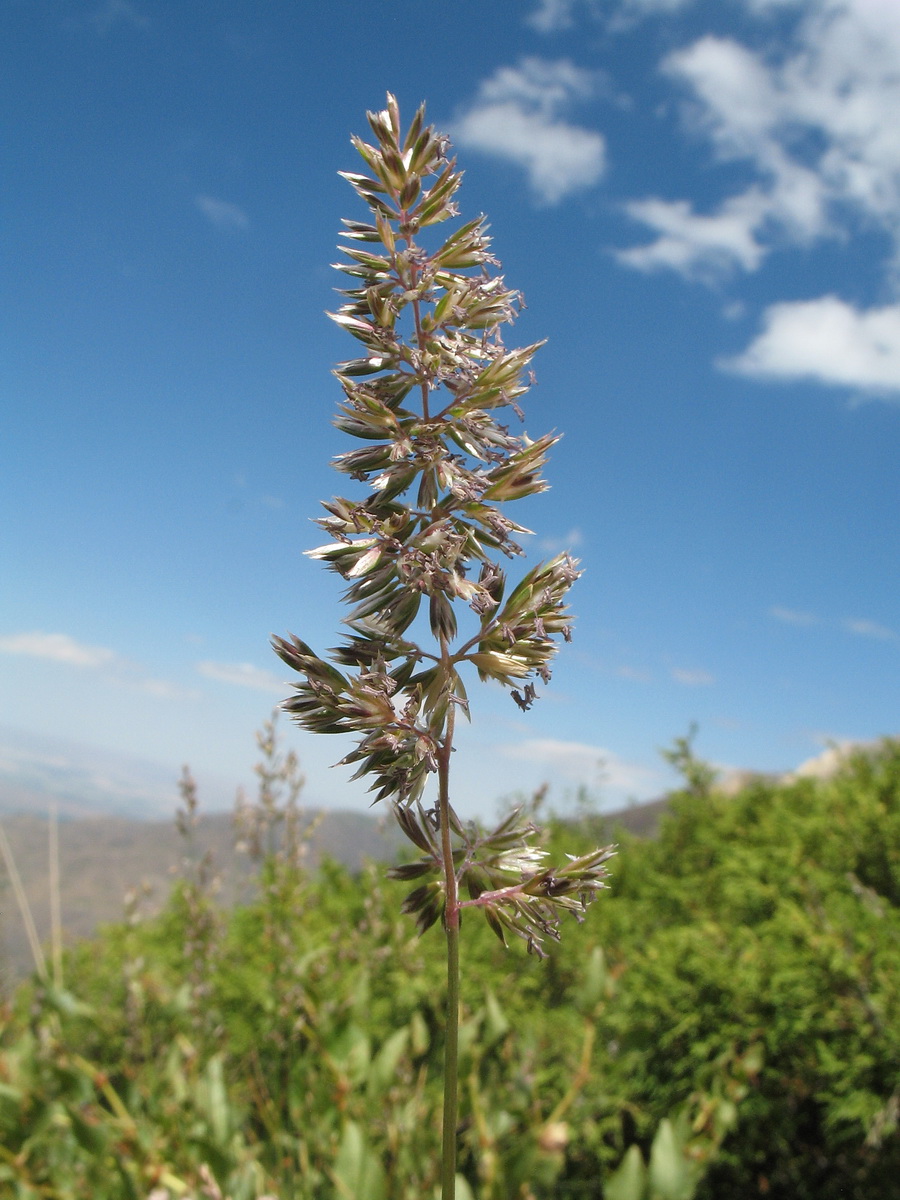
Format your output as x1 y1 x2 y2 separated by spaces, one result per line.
3 0 900 818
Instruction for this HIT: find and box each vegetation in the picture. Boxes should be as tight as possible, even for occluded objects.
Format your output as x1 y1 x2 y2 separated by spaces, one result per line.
1 729 900 1198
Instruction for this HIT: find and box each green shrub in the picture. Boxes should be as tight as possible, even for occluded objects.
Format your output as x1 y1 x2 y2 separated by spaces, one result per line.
3 739 900 1196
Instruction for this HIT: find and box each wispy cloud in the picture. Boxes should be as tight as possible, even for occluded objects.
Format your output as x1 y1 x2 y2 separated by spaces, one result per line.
527 0 580 32
139 677 197 699
454 59 606 205
843 618 897 642
617 664 653 682
499 736 657 792
197 661 284 694
723 297 900 396
195 195 250 232
625 0 695 10
0 631 195 699
88 0 150 33
769 606 819 627
538 526 583 553
769 607 897 642
0 631 116 669
671 667 715 687
527 0 693 30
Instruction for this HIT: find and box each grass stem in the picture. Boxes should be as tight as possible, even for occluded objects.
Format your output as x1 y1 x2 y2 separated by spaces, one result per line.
49 802 64 989
439 700 459 1200
0 821 47 982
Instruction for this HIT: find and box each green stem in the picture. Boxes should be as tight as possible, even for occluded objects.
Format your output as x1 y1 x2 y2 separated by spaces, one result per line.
438 695 459 1200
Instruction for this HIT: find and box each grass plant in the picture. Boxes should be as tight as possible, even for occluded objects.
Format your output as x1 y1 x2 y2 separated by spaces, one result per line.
272 94 614 1198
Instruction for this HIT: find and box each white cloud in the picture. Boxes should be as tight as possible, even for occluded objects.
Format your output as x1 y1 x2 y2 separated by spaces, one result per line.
538 526 584 553
139 677 198 700
527 0 694 27
0 631 195 700
724 296 900 394
454 59 606 205
617 190 770 278
770 605 819 626
197 660 284 694
667 35 784 158
671 667 715 686
619 3 900 283
527 0 579 31
617 664 654 682
768 607 897 641
499 737 657 792
843 617 897 641
745 0 805 10
195 195 250 232
89 0 149 33
0 631 116 669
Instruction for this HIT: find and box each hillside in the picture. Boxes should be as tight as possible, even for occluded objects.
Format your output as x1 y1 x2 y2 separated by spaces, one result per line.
3 731 870 988
0 794 673 987
0 807 406 987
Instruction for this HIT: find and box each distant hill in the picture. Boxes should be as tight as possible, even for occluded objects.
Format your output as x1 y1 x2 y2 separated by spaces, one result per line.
585 794 673 840
0 792 678 988
0 807 405 988
4 734 884 989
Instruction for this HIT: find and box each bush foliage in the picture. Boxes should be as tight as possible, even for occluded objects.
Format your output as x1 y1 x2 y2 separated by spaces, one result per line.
2 735 900 1198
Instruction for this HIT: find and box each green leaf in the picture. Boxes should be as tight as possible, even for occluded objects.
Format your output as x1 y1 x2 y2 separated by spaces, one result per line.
328 1025 372 1086
200 1054 231 1145
648 1118 698 1200
483 988 511 1043
409 1010 429 1056
575 944 610 1014
333 1120 387 1200
605 1145 648 1200
369 1028 409 1096
42 986 96 1020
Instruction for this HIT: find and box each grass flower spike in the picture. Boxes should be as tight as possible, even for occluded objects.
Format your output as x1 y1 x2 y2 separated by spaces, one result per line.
273 93 614 1199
